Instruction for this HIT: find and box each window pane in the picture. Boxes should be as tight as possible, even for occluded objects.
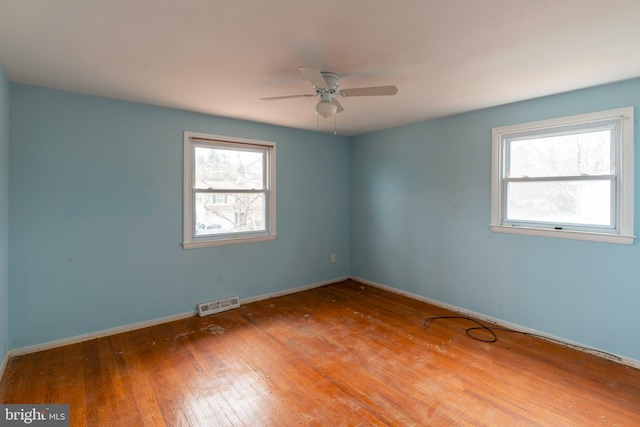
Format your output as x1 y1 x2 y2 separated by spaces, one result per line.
195 147 264 190
509 130 611 178
195 192 266 235
506 180 611 226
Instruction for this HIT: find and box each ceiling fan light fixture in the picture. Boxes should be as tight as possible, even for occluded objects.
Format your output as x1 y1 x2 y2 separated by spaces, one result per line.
316 100 338 118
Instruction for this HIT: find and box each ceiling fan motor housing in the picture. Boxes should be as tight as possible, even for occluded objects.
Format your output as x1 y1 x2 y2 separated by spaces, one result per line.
319 72 340 92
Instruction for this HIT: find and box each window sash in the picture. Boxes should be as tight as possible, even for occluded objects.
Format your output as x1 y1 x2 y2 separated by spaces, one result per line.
504 127 616 179
502 175 616 231
192 143 268 191
191 189 268 239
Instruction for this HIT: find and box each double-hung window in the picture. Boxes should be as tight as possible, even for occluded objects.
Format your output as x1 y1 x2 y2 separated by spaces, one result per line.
183 131 276 249
490 107 634 244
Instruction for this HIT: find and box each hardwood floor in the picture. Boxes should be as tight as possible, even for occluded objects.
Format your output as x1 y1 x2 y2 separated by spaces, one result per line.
1 279 639 426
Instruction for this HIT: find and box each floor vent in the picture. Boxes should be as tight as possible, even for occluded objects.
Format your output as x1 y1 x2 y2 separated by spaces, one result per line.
197 296 240 317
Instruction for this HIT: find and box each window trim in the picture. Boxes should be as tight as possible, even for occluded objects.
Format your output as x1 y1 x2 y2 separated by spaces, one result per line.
183 131 276 249
490 107 635 245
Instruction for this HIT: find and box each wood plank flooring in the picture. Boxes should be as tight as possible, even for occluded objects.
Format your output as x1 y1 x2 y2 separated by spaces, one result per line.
1 279 639 426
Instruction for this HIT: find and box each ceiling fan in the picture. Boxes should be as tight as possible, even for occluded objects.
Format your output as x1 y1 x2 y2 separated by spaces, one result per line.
261 66 398 119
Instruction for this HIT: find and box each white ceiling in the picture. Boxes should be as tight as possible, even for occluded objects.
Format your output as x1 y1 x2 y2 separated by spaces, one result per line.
1 0 640 136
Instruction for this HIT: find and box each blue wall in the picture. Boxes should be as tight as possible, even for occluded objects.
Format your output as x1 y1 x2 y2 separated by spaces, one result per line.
351 78 640 361
6 76 640 363
8 84 350 349
0 67 9 364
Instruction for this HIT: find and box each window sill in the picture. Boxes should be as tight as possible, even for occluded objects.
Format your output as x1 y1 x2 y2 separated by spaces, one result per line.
182 234 277 249
490 225 635 245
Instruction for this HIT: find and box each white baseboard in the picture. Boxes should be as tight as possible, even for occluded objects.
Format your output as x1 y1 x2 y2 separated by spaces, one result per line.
351 276 640 370
4 276 349 360
6 311 196 358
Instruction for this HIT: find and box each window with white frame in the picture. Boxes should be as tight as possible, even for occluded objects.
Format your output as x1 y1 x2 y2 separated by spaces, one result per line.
490 107 634 244
183 131 276 249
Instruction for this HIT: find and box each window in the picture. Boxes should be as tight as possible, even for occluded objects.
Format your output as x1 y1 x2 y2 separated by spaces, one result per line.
183 131 276 248
490 107 634 244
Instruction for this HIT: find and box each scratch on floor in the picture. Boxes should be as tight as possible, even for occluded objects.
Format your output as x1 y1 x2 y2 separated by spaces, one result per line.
172 332 194 348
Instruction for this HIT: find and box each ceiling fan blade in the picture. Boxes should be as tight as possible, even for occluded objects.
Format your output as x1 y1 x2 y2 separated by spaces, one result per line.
299 66 328 89
331 98 344 113
338 85 398 97
261 94 316 101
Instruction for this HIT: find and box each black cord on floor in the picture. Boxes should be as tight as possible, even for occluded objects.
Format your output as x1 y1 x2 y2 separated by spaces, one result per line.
423 316 498 342
423 315 622 361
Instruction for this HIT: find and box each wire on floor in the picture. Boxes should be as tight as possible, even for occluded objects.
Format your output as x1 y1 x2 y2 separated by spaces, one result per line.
423 315 621 361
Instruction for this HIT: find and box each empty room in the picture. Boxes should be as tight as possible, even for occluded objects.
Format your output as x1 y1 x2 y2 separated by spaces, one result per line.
1 0 640 425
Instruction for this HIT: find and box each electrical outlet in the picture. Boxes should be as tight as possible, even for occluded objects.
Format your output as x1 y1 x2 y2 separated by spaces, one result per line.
330 253 336 263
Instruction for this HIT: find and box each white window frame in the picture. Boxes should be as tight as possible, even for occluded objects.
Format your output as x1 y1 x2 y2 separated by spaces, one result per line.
490 107 634 244
183 131 276 249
